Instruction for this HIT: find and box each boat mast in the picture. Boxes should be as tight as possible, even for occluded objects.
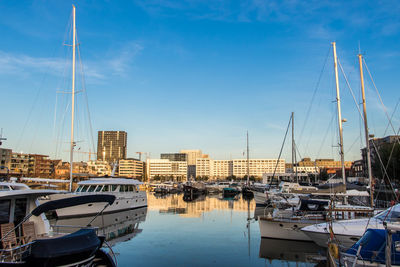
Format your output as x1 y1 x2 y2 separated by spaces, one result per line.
246 131 249 185
358 53 373 207
69 5 76 192
332 42 346 185
291 112 298 183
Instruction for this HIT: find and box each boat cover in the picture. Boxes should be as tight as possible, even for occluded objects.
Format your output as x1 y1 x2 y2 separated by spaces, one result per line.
32 194 116 216
27 228 101 265
346 228 400 264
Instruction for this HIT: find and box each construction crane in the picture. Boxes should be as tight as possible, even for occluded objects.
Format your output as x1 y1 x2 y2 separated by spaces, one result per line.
73 150 96 161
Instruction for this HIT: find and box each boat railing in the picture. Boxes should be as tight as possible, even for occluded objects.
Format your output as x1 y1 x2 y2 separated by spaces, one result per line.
0 241 34 263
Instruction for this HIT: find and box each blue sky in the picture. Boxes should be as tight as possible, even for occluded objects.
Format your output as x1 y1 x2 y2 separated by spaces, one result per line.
1 0 400 162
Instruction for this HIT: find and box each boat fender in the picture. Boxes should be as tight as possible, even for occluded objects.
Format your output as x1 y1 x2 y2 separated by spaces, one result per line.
328 243 339 259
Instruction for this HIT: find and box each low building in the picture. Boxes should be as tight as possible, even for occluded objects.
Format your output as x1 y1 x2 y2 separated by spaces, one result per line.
87 160 111 176
10 152 29 176
119 158 144 179
28 154 53 178
0 148 12 175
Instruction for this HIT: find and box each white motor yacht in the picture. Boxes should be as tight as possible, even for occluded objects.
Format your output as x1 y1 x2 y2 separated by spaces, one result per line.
47 178 147 218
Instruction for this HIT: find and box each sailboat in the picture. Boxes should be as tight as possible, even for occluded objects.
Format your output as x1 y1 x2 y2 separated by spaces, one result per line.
242 131 254 198
258 42 373 241
47 5 147 218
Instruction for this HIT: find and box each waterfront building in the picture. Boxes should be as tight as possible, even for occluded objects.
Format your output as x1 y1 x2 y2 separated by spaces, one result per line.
233 159 285 178
28 154 53 178
119 158 144 179
146 159 187 180
195 158 212 178
160 153 187 162
180 149 203 178
10 152 29 176
87 160 112 176
213 160 233 179
97 131 127 163
0 148 12 175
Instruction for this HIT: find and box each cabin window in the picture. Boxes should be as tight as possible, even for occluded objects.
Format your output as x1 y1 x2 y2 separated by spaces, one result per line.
95 185 103 192
75 186 82 192
102 185 109 192
128 186 134 192
111 185 118 192
0 185 9 191
0 200 11 224
80 185 89 192
87 185 96 192
119 186 125 192
14 198 27 225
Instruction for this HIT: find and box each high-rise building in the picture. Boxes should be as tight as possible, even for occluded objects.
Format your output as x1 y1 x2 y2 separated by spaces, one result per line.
180 149 202 178
97 131 127 163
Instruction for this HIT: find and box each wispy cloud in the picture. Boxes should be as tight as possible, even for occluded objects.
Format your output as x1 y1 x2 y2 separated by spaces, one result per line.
0 41 143 82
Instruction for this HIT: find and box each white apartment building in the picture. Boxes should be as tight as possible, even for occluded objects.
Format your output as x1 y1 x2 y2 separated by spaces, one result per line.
146 159 187 180
119 159 144 179
233 159 285 178
213 160 233 178
195 158 285 180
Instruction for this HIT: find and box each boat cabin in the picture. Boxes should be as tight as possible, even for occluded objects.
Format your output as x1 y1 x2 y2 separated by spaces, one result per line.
75 178 142 194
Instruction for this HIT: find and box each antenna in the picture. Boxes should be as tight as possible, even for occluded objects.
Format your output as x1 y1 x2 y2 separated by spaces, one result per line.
0 129 6 146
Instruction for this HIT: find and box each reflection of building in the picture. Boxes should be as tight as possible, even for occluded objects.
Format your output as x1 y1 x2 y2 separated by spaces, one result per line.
119 158 144 179
97 131 127 163
147 193 256 218
146 159 187 180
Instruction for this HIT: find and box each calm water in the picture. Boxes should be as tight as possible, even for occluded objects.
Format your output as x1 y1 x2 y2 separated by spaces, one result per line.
54 193 325 266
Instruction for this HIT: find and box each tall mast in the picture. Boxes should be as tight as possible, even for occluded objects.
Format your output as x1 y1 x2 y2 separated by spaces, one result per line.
291 112 298 183
332 42 346 185
246 131 249 185
358 53 373 207
69 5 76 192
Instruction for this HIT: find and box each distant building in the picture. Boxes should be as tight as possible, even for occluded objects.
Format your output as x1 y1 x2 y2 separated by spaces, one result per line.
146 159 187 181
87 160 112 176
195 158 285 180
97 131 127 163
180 149 203 178
160 153 187 162
10 152 29 176
0 148 12 174
28 154 53 178
119 158 144 179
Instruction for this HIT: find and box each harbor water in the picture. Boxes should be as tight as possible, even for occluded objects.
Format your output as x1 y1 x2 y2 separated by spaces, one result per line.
54 193 325 266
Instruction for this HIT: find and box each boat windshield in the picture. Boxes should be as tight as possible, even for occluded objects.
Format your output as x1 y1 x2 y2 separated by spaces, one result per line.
374 207 400 222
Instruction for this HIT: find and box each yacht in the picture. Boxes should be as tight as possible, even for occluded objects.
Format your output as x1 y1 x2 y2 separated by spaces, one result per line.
301 204 399 249
47 177 147 218
0 180 116 266
258 198 373 241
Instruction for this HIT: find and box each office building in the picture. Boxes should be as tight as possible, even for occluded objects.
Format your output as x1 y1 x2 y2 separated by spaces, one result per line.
119 158 144 179
180 149 203 178
97 131 127 163
160 153 187 162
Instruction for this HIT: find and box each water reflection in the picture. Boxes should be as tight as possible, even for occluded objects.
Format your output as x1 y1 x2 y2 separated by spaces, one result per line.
147 193 256 218
259 238 323 265
51 207 147 246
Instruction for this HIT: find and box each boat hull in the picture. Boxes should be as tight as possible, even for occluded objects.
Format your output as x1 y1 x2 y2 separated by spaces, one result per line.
302 229 360 248
49 192 147 218
258 217 315 241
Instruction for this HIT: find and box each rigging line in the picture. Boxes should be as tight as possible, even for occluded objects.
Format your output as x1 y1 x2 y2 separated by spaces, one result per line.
269 115 292 186
383 96 400 136
337 58 365 122
298 46 331 145
316 112 335 160
76 38 96 155
370 140 398 201
52 93 58 158
363 58 399 142
345 135 361 155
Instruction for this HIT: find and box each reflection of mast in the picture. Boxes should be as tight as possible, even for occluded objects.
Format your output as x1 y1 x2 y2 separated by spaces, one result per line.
246 131 249 185
247 198 251 258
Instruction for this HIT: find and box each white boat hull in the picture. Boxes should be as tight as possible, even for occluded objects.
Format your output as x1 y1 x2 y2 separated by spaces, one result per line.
48 191 147 218
259 217 314 241
302 229 360 248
